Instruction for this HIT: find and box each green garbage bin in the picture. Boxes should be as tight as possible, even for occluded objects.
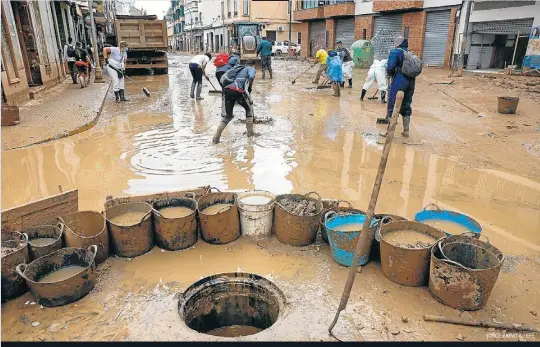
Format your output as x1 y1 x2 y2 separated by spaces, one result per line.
351 40 374 69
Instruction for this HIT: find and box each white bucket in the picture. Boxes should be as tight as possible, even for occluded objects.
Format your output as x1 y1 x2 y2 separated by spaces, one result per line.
236 190 276 239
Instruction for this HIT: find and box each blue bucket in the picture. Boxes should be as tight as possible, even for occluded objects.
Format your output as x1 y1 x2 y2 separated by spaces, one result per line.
414 204 482 237
325 212 377 267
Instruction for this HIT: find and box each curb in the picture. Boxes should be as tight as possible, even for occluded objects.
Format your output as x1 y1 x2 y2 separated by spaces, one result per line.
3 81 112 151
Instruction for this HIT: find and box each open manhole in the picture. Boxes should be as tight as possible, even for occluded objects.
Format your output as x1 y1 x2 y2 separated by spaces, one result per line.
178 272 286 337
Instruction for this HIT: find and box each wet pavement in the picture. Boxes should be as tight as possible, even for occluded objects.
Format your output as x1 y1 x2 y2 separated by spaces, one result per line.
1 53 539 341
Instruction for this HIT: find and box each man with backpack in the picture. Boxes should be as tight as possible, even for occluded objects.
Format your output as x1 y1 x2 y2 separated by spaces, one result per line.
256 37 273 79
213 60 257 144
63 37 78 84
215 52 240 117
377 36 422 138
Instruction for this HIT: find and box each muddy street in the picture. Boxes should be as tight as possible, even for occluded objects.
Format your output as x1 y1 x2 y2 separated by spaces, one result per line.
1 53 540 341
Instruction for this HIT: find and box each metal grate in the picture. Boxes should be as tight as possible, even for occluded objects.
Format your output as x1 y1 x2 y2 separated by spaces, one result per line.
472 18 534 35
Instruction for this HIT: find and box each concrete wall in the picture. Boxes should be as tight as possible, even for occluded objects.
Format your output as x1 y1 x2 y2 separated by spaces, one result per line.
403 11 426 56
354 15 373 40
469 2 539 23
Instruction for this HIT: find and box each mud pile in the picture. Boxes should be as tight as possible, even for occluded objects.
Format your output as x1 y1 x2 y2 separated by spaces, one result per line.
279 198 318 216
1 243 25 257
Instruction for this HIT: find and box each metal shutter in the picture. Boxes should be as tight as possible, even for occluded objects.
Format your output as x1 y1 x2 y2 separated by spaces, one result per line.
472 18 534 35
335 18 355 51
373 14 403 60
422 10 451 67
309 20 326 57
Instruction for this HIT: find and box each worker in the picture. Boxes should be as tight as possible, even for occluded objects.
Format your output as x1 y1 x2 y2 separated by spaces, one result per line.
312 46 328 84
75 43 91 88
256 37 273 79
378 36 421 138
336 41 354 88
189 53 212 100
360 59 388 103
215 52 240 117
326 50 343 97
103 41 129 102
213 60 257 144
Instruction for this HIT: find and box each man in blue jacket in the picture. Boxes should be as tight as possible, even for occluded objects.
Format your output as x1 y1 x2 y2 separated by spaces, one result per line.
256 37 273 79
377 36 415 138
216 52 240 118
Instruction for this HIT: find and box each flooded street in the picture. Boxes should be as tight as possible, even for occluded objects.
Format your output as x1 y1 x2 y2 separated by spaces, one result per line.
2 53 539 341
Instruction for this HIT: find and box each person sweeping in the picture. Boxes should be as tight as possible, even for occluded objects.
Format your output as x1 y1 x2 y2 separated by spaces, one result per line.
312 46 328 85
103 41 129 102
215 51 240 118
189 53 212 100
326 50 343 97
360 59 388 103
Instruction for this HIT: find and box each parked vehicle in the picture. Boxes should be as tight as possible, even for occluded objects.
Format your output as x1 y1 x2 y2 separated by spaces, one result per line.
272 41 301 56
230 22 262 63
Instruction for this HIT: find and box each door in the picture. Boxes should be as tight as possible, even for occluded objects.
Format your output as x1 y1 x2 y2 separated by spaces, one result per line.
309 20 326 57
422 10 451 66
266 30 276 43
373 14 403 60
335 18 355 51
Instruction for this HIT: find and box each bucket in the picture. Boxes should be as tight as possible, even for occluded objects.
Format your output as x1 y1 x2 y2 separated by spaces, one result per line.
325 212 377 267
414 203 482 237
429 234 504 310
380 221 446 287
274 192 323 247
197 187 240 245
319 199 338 242
371 214 408 259
320 200 365 243
16 245 98 307
152 193 198 250
25 224 64 261
497 96 519 114
236 190 276 239
1 231 29 301
106 202 154 257
60 211 109 264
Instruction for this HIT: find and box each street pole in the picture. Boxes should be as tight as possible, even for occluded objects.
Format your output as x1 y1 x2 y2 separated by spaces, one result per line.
457 0 473 77
288 0 292 56
88 0 105 83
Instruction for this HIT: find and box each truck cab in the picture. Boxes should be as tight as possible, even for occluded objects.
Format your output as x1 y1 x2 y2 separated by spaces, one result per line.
231 22 261 63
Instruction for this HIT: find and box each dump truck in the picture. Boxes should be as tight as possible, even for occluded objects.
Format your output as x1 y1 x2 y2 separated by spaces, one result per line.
230 22 262 63
113 15 168 74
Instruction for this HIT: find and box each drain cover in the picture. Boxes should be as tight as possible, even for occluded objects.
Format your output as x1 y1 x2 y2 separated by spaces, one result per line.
178 272 286 337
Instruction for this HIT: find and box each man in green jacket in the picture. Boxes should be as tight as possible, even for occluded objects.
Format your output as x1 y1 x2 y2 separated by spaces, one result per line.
256 37 273 79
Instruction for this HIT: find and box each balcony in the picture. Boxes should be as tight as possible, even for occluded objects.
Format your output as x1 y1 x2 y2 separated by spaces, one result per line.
372 0 423 12
293 7 323 21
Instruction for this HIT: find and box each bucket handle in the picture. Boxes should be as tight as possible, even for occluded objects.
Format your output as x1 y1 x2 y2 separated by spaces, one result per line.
304 191 321 201
20 232 29 243
207 187 221 193
185 192 196 199
324 210 337 224
141 211 152 224
56 222 65 235
458 231 490 244
152 208 164 218
88 245 98 262
423 203 441 211
374 215 393 234
15 263 30 282
336 200 353 210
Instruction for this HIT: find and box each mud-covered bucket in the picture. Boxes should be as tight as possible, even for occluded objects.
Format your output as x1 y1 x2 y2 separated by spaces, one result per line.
197 188 240 245
319 200 365 243
429 234 504 311
414 204 482 237
1 231 29 301
152 193 198 250
325 211 377 267
61 211 109 264
106 202 154 257
25 224 64 261
497 96 519 114
380 221 446 287
16 245 98 307
274 192 323 247
236 190 276 239
371 214 408 259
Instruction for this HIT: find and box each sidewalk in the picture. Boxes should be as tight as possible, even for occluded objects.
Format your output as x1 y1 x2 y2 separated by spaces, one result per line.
1 76 111 150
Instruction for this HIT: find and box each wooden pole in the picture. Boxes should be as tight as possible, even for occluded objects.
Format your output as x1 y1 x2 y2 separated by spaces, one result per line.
328 91 405 336
423 315 540 333
511 31 520 67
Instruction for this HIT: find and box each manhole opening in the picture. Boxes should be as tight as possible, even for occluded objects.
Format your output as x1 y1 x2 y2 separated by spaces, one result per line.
179 272 285 337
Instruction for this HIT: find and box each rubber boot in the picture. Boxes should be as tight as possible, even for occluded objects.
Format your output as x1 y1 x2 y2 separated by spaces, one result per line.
246 117 254 137
402 116 410 138
340 82 345 88
196 83 203 100
332 84 340 97
347 78 352 88
262 70 266 80
79 76 85 88
212 121 227 144
380 91 387 104
220 94 226 117
190 81 196 99
269 68 273 79
120 89 129 101
360 89 367 101
114 91 120 103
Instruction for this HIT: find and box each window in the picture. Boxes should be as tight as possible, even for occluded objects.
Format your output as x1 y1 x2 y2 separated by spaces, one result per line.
243 0 249 15
362 29 366 40
297 32 301 44
234 0 238 16
227 0 231 17
221 1 224 19
287 0 290 15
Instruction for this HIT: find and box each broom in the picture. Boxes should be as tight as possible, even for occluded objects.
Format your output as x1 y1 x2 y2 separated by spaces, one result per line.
205 75 222 95
108 65 150 97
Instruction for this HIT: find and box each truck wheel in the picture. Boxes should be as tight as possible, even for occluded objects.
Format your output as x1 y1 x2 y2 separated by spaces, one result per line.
275 50 282 56
155 68 168 75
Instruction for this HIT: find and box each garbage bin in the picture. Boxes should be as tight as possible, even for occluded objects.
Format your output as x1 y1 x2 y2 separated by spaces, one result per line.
351 40 374 68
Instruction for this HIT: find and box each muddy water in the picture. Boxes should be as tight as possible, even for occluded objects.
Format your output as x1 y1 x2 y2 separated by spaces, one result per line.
109 212 148 226
384 230 438 248
240 195 272 205
202 203 232 215
206 325 263 337
158 206 193 218
30 238 57 247
423 220 472 235
38 266 85 283
332 223 364 232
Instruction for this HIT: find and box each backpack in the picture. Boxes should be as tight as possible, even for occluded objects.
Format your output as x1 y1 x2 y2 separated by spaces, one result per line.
399 48 422 78
66 44 76 58
220 64 246 86
214 53 230 67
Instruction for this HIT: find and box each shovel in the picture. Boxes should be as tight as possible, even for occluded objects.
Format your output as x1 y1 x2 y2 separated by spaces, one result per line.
206 75 222 95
